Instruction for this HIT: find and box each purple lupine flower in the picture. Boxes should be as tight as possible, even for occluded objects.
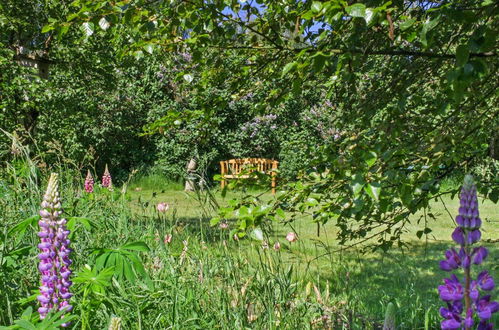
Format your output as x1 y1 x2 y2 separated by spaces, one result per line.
84 170 94 193
101 164 112 188
438 175 498 329
38 173 72 325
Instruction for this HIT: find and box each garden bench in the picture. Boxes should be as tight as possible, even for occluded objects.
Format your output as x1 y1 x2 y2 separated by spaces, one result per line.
220 158 279 194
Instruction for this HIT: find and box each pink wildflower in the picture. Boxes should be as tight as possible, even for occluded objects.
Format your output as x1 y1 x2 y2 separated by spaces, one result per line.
219 222 229 229
84 170 94 193
164 234 172 244
101 164 112 188
156 202 169 212
274 242 281 250
286 232 298 242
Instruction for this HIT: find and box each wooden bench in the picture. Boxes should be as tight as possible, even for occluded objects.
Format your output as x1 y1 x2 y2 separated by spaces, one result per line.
220 158 279 194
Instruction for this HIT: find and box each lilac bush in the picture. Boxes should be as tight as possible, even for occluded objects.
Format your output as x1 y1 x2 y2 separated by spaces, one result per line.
438 175 498 329
37 173 73 325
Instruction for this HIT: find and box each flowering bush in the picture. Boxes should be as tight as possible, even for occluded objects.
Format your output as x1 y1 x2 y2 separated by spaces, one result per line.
438 175 498 329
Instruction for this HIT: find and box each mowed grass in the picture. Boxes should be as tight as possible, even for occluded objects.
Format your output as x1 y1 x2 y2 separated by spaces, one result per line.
126 180 498 328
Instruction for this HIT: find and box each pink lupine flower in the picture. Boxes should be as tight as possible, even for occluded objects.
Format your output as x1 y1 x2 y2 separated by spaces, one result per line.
156 202 169 212
286 232 298 242
274 242 281 250
101 164 112 188
164 234 172 244
37 173 72 325
84 170 94 193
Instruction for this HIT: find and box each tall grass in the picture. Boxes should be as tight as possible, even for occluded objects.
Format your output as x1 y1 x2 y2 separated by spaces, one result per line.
1 141 497 328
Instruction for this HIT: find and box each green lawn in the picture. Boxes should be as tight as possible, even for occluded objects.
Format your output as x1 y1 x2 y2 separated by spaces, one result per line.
125 183 499 328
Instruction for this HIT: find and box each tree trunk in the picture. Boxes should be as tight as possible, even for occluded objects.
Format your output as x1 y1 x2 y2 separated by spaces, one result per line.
184 157 197 191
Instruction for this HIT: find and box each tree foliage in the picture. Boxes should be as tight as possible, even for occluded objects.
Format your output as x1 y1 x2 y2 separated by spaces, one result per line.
2 0 498 247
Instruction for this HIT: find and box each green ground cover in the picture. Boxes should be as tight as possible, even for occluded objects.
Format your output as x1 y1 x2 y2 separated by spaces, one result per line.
1 170 497 329
124 180 499 329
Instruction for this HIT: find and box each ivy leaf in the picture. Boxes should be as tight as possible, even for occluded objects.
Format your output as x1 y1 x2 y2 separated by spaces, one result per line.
346 4 366 19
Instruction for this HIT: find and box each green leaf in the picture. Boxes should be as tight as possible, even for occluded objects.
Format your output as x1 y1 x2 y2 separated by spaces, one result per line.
81 22 94 36
282 62 298 77
399 18 416 31
143 43 154 54
311 2 323 14
13 319 36 330
210 216 221 226
346 3 366 18
250 228 263 241
121 241 150 252
363 151 377 167
365 182 381 201
351 174 366 196
364 8 375 25
455 44 469 67
41 24 54 33
9 215 39 237
98 17 110 30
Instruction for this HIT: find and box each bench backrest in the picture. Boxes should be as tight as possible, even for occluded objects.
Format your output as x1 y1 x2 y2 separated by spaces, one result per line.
220 158 278 175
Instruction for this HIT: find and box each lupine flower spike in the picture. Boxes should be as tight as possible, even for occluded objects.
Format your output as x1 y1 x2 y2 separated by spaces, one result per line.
438 175 498 330
102 164 112 189
84 170 94 193
37 173 73 325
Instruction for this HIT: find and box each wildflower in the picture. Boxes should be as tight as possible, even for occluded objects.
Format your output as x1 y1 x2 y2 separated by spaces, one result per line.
233 234 239 241
438 175 498 329
101 164 112 188
164 234 172 244
219 221 229 229
156 202 169 212
273 242 281 251
108 316 122 330
37 173 72 324
84 170 94 193
286 232 298 242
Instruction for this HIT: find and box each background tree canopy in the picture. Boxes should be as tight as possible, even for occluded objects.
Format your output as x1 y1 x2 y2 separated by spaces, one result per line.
1 0 497 247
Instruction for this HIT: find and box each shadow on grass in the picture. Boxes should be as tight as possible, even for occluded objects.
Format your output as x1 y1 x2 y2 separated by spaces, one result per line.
313 240 499 328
